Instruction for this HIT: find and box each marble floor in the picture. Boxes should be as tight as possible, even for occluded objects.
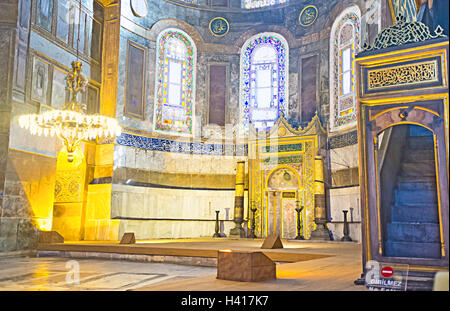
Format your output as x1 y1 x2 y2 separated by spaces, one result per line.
0 256 216 291
0 239 368 291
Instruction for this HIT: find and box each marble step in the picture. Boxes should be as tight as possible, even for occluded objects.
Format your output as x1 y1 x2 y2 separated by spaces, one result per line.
394 189 437 205
397 181 436 191
386 222 440 243
397 175 436 183
384 241 441 259
391 205 439 223
400 161 436 177
407 136 434 150
403 149 435 162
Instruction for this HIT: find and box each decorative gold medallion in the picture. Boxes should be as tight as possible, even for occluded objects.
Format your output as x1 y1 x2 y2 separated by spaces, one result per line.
278 126 287 137
299 5 318 27
209 17 230 37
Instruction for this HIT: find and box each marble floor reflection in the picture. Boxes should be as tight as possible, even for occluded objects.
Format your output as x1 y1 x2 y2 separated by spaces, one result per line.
0 257 216 291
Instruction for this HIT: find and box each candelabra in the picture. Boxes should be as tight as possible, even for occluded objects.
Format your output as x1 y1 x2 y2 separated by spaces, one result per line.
213 210 221 238
341 210 352 241
249 203 257 238
295 200 305 240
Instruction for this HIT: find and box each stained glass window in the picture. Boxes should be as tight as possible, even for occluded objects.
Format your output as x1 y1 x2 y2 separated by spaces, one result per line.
330 7 360 131
241 33 288 132
242 0 287 9
154 29 196 135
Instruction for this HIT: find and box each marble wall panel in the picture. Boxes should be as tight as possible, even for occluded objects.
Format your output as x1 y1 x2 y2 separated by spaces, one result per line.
329 143 359 172
0 218 19 251
329 186 360 221
111 184 236 221
328 222 362 242
328 185 361 241
118 218 235 240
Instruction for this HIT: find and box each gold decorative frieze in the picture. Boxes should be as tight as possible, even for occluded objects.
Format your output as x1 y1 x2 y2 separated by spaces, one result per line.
368 60 438 90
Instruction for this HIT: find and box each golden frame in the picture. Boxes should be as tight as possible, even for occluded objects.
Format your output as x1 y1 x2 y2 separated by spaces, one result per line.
358 95 449 272
208 17 230 38
299 5 318 27
250 134 318 239
264 165 303 238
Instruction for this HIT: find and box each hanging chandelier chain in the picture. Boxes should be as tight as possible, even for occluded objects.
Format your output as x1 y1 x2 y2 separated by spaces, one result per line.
76 0 82 62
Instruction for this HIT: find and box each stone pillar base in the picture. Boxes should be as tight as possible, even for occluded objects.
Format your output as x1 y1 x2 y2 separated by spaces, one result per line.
310 224 331 240
229 226 246 238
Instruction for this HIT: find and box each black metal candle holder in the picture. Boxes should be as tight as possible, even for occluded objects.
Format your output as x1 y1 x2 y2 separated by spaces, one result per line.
213 210 221 238
249 207 257 238
341 210 352 241
295 206 305 240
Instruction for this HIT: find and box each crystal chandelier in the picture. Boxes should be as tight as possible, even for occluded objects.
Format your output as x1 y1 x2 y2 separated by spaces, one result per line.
18 60 121 162
19 0 120 162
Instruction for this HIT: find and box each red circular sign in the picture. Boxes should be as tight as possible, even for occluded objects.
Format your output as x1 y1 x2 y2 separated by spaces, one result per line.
381 266 394 278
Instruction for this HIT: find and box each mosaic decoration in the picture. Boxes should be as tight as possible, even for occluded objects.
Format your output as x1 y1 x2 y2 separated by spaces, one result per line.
241 34 288 132
154 29 196 135
327 130 358 149
116 132 248 156
209 17 229 37
330 10 360 129
388 0 417 23
242 0 287 9
302 140 316 238
363 14 446 52
299 5 318 27
368 60 438 90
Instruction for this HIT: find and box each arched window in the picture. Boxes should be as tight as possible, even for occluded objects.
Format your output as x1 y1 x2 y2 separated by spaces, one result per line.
154 29 196 135
330 7 360 131
240 33 288 132
242 0 288 10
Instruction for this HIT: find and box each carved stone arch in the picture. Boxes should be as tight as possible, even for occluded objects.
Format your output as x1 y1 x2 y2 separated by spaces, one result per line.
266 165 300 191
233 25 297 50
148 19 205 50
370 107 440 137
329 5 361 132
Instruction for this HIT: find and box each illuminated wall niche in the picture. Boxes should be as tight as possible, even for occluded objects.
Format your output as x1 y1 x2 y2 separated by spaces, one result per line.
154 28 196 135
240 32 288 132
329 6 361 131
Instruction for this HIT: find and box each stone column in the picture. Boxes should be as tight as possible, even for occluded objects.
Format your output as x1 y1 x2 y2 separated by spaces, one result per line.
310 155 331 240
230 161 246 237
83 0 121 241
0 0 38 252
